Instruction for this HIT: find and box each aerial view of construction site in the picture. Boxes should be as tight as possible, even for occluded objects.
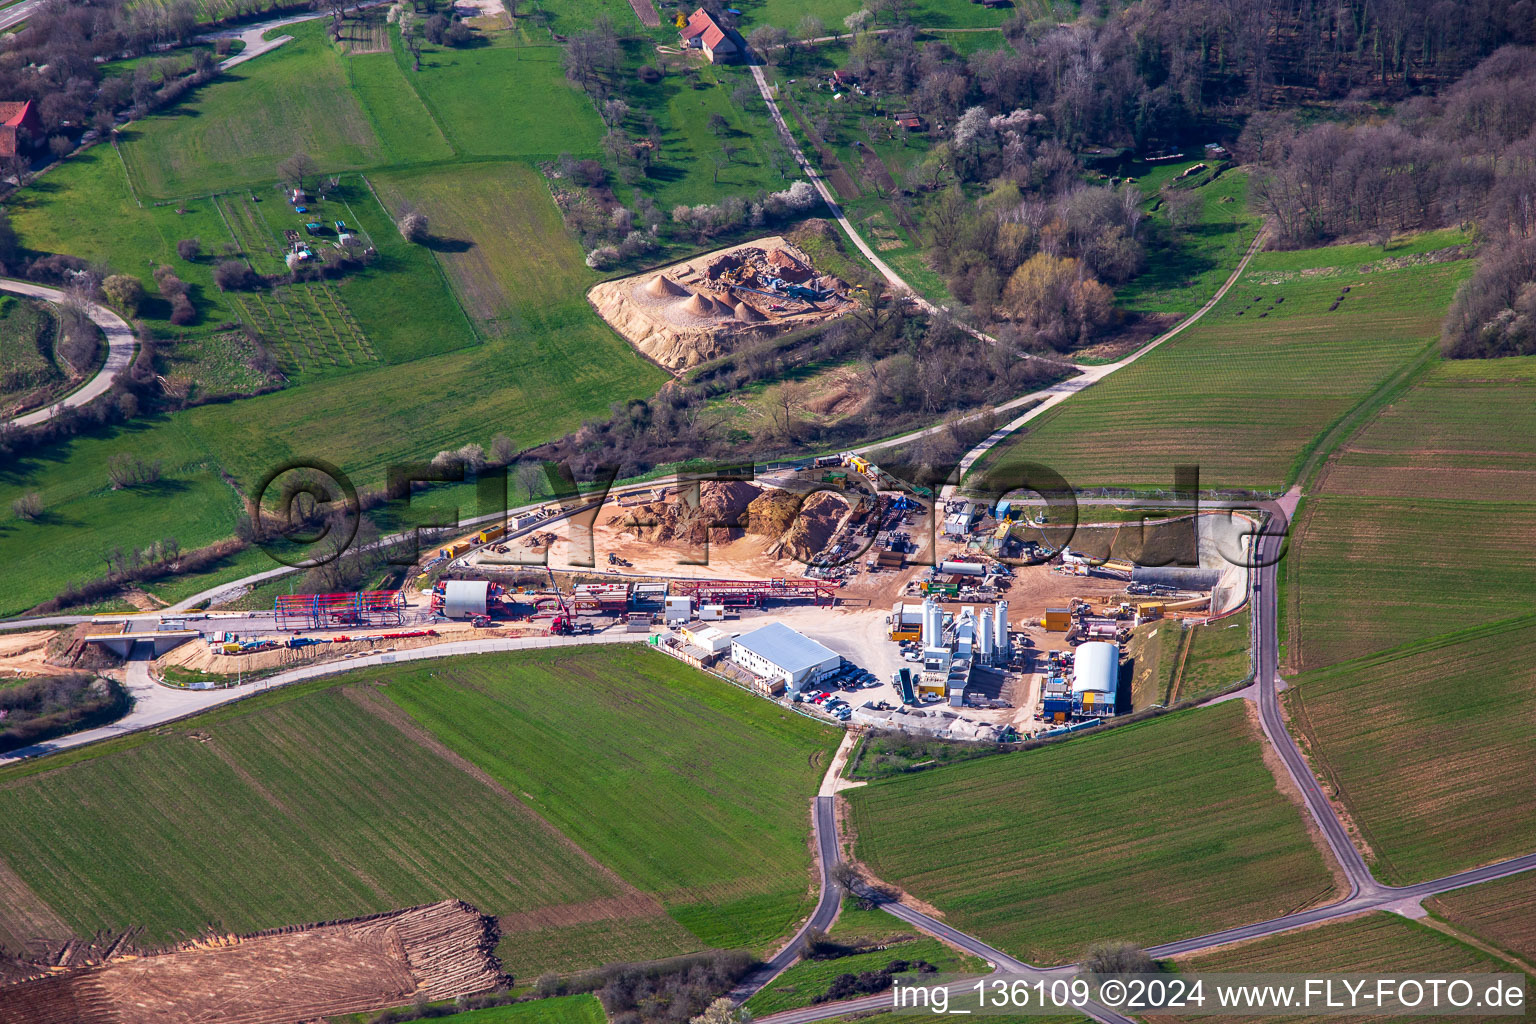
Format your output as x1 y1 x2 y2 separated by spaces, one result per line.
2 0 1535 1022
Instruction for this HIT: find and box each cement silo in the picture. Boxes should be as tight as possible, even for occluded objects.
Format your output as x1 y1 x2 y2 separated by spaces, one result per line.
994 600 1009 663
976 608 995 663
921 598 943 648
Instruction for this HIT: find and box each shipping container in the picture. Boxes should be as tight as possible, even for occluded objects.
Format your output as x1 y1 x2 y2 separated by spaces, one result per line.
1042 608 1072 631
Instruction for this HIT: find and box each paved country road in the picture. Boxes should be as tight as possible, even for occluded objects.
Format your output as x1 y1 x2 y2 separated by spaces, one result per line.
0 0 42 31
2 279 137 429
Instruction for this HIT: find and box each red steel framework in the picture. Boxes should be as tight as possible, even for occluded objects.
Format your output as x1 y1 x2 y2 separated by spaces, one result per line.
667 578 837 607
274 590 406 630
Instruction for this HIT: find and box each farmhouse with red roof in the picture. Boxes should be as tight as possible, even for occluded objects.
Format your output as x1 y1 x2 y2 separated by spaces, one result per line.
0 100 40 158
680 8 739 63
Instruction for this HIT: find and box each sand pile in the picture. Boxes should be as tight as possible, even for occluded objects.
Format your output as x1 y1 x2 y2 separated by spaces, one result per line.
677 292 716 317
644 274 688 298
734 301 766 322
745 489 850 561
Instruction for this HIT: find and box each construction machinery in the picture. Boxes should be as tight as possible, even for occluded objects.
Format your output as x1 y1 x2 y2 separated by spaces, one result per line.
545 567 575 635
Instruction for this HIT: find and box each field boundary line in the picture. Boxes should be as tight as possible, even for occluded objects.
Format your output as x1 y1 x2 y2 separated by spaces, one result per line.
340 684 653 899
358 172 485 344
1291 339 1442 493
109 134 146 209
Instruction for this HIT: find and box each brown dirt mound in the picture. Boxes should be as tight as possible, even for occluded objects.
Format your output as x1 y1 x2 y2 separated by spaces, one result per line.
746 489 802 540
779 490 848 560
734 301 766 322
605 481 763 546
644 274 687 298
0 901 502 1024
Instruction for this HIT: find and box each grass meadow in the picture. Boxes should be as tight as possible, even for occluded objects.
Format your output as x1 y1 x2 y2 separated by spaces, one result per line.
1284 616 1536 885
0 647 836 975
1116 163 1262 316
971 240 1473 492
0 421 243 617
393 42 605 160
119 23 392 199
844 701 1336 965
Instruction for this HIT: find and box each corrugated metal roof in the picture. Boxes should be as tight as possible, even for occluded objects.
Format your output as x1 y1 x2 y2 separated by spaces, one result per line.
732 622 839 672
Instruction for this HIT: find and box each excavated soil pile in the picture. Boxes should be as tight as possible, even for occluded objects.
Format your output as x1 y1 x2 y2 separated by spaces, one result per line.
587 236 855 371
769 491 849 561
0 901 502 1024
523 531 559 551
745 489 802 540
606 481 763 545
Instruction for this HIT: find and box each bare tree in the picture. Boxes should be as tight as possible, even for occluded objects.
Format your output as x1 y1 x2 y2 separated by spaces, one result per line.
277 151 319 189
515 461 543 500
11 492 42 521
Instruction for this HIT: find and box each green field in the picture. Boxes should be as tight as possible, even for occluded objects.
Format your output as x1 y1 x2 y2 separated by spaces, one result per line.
744 897 986 1015
1116 163 1262 316
1315 354 1536 502
381 646 840 952
1283 616 1536 884
970 240 1475 491
845 701 1335 966
341 994 607 1024
395 42 605 160
1165 912 1528 1024
1176 610 1253 700
1430 871 1536 964
1125 610 1250 710
371 161 599 336
119 23 392 198
0 296 64 408
0 647 838 975
1284 496 1536 670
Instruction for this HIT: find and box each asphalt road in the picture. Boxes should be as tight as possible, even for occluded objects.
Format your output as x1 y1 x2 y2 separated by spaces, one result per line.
2 279 138 429
729 796 844 1001
0 0 42 32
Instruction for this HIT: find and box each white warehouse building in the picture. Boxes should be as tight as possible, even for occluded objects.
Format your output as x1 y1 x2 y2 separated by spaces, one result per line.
730 622 842 692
